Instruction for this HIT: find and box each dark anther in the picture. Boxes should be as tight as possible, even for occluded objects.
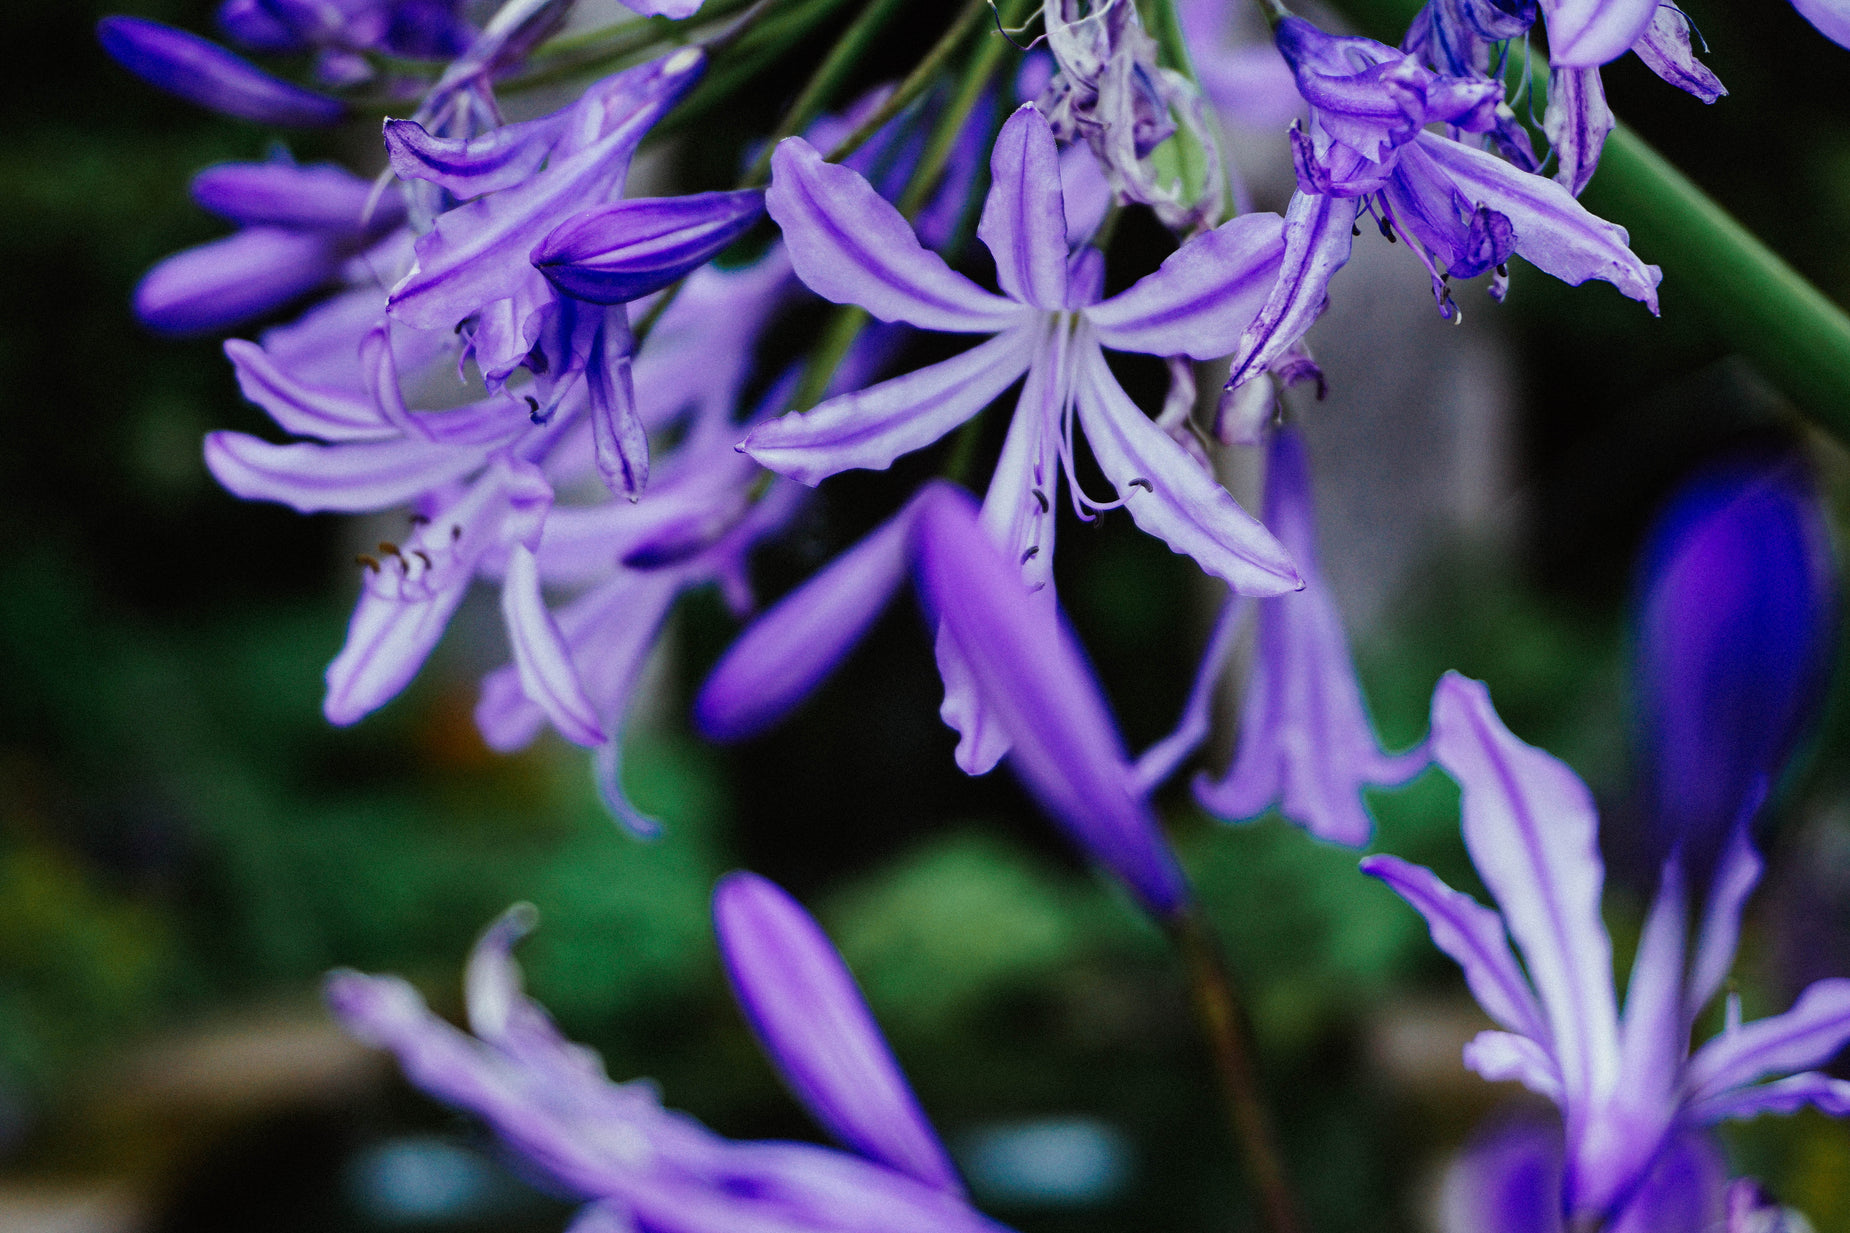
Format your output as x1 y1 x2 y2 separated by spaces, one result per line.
1128 477 1154 492
1496 262 1509 277
409 514 430 527
1032 488 1050 513
1376 217 1394 242
378 541 404 560
450 524 463 542
525 394 544 424
1021 546 1040 563
412 549 433 570
1352 224 1361 237
453 320 468 335
356 554 381 572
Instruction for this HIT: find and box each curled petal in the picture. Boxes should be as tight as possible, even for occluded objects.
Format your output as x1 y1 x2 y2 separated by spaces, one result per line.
713 873 963 1193
1632 7 1725 103
978 105 1069 311
223 337 394 441
385 110 572 199
766 137 1024 333
97 16 345 125
1463 1030 1564 1102
1087 213 1286 360
1225 192 1358 389
502 545 605 748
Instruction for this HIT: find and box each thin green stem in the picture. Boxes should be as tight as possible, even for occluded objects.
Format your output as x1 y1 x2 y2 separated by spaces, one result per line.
742 0 914 185
657 0 861 134
1166 906 1307 1233
894 0 1024 216
819 0 993 166
794 305 870 410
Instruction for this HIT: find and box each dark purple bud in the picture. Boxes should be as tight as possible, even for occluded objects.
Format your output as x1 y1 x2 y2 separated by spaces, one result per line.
1634 451 1839 878
713 872 965 1194
533 191 767 305
98 17 347 126
191 161 402 232
134 227 342 334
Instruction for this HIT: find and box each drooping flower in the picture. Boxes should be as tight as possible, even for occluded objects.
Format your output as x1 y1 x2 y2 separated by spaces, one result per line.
697 482 1193 917
328 888 1015 1233
1225 17 1661 392
1632 451 1838 884
1195 429 1428 846
1366 673 1850 1231
745 102 1301 599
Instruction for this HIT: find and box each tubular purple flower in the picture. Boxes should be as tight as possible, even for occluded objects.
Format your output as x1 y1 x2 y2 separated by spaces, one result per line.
1365 673 1850 1229
136 227 345 336
533 190 767 305
1633 452 1839 884
191 160 404 231
1194 429 1428 845
97 16 346 126
713 872 964 1194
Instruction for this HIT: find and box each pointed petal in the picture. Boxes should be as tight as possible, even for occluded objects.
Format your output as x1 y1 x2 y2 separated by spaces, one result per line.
534 190 766 305
589 314 649 498
1088 213 1286 359
1602 1131 1728 1233
325 576 471 725
1463 1030 1564 1101
1792 0 1850 48
1542 0 1659 66
1687 1070 1850 1123
1685 978 1850 1104
203 431 485 513
97 17 345 126
1072 338 1300 596
224 338 395 441
978 105 1069 311
1685 823 1763 1025
1632 7 1725 103
765 137 1024 333
1541 67 1613 198
1225 192 1358 388
1430 673 1622 1124
912 484 1190 916
741 326 1037 486
1412 131 1660 311
501 544 606 748
694 502 916 740
1605 860 1688 1188
713 872 963 1194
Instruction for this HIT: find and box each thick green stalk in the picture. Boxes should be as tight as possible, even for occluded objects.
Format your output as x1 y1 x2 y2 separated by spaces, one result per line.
1582 126 1850 443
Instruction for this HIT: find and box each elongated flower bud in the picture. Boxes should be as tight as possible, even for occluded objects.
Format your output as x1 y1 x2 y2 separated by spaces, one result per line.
97 17 345 126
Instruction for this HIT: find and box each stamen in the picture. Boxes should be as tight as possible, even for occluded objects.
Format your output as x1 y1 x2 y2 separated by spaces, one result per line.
412 549 433 570
1032 488 1050 513
1021 546 1040 563
1127 477 1153 492
355 554 381 572
450 525 463 542
379 541 405 561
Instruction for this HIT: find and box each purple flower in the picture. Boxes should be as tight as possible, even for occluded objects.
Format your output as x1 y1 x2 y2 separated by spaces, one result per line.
135 159 406 335
1226 17 1660 391
217 0 473 60
97 15 345 125
1633 452 1838 884
697 482 1192 916
1179 0 1305 135
1365 673 1850 1229
328 892 1014 1233
1793 0 1850 47
1194 429 1428 846
533 190 768 305
745 103 1301 598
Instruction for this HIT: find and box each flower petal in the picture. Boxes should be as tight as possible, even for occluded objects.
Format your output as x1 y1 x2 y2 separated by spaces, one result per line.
1542 0 1659 67
502 544 606 748
534 191 766 305
741 325 1037 486
385 109 572 199
1463 1030 1564 1102
98 16 345 125
1684 822 1763 1025
978 105 1069 311
713 872 963 1194
1541 67 1613 198
136 227 342 335
1072 337 1300 595
1088 213 1286 360
193 160 401 231
1632 7 1725 104
1687 1071 1850 1123
223 337 395 441
1684 978 1850 1105
203 431 485 512
1792 0 1850 48
1224 192 1358 389
766 137 1024 333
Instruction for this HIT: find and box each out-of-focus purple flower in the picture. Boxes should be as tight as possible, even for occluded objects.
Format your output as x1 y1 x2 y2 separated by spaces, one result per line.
713 872 965 1193
1793 0 1850 47
1179 0 1304 132
1365 673 1850 1230
697 481 1192 916
746 103 1301 599
1224 18 1660 392
1195 429 1428 846
97 16 345 125
1723 1180 1818 1232
1633 452 1838 883
217 0 473 60
328 899 1013 1233
135 159 406 334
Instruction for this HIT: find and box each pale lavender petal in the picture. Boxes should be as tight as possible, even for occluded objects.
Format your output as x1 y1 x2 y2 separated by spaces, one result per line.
1430 673 1622 1161
1687 1071 1850 1123
713 872 963 1194
384 109 570 198
1543 0 1660 66
1437 1116 1564 1233
1413 131 1660 311
1196 429 1426 842
1087 213 1286 360
136 227 341 335
326 572 472 724
1361 855 1549 1041
98 16 345 125
1463 1030 1565 1102
502 544 606 748
977 105 1069 311
1224 192 1358 389
1685 822 1763 1025
618 0 705 17
694 503 917 741
1541 67 1613 198
912 484 1190 916
193 160 400 230
1607 860 1688 1193
223 337 394 441
1633 7 1725 103
588 312 648 498
1059 145 1113 246
1684 979 1850 1103
203 431 485 512
765 137 1024 333
741 326 1037 486
1072 337 1300 596
1793 0 1850 48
